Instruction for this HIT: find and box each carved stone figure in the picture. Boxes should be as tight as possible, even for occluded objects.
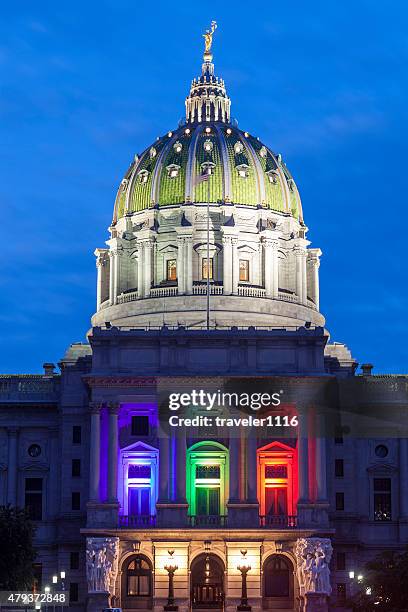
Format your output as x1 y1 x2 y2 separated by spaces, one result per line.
203 21 217 54
294 538 333 596
86 537 119 593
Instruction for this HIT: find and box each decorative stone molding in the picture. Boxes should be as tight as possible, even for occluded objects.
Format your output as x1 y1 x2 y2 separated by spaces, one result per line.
84 376 157 388
86 537 119 593
295 538 332 596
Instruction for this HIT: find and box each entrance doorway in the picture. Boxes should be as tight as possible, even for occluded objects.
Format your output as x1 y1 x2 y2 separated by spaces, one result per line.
262 555 294 609
121 555 153 610
191 554 224 609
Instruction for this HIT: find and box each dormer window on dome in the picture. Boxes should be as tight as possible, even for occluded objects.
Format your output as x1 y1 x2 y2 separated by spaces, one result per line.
167 164 181 179
138 170 149 184
234 141 244 155
266 169 279 184
203 139 213 153
260 146 268 158
201 161 216 176
149 147 157 159
173 141 183 153
236 163 250 179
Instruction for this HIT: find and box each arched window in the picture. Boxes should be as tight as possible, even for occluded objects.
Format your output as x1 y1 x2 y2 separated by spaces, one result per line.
126 556 152 597
121 555 153 610
263 554 294 607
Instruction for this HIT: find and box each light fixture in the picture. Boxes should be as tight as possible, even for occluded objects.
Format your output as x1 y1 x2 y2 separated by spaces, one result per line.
52 576 57 584
244 132 249 137
357 574 363 583
205 127 211 133
164 550 178 611
44 586 50 594
168 131 173 137
185 128 191 135
226 128 232 134
349 570 355 579
366 587 372 595
237 550 251 611
60 571 66 580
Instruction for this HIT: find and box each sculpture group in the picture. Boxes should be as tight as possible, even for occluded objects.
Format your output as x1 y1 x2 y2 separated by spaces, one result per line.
295 538 332 596
86 537 119 593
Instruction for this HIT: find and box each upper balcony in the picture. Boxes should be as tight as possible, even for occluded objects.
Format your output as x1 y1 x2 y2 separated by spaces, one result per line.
0 372 60 404
118 514 298 529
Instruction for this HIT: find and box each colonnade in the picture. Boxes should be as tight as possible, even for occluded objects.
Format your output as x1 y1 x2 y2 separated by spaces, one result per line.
95 234 322 311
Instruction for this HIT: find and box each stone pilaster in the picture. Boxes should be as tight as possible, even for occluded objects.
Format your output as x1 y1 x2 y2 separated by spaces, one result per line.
6 427 19 506
308 248 322 310
88 403 101 503
294 245 308 306
107 402 119 503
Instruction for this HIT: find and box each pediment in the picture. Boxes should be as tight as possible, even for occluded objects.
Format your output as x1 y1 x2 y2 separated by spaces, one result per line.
121 440 158 453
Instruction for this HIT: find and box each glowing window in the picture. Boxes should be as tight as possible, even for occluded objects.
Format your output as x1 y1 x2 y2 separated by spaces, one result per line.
196 465 220 479
202 258 214 280
239 260 249 282
138 170 149 184
265 465 287 479
128 465 151 478
173 141 183 153
166 164 180 178
167 259 177 281
374 478 391 521
236 164 249 178
126 557 152 597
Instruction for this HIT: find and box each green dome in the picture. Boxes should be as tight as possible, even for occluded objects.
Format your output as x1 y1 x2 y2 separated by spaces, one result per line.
113 124 303 224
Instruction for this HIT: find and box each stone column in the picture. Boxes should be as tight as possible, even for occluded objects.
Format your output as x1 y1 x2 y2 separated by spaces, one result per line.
89 403 101 502
175 428 187 502
246 434 258 503
297 410 309 503
177 236 185 295
295 246 307 305
107 403 119 503
315 412 327 502
222 235 233 295
137 241 144 298
271 239 279 298
112 250 121 303
7 428 18 506
400 438 408 517
158 434 170 502
185 237 193 294
144 241 153 297
228 436 240 502
263 239 273 297
308 249 322 310
108 251 115 305
232 237 239 295
95 252 104 310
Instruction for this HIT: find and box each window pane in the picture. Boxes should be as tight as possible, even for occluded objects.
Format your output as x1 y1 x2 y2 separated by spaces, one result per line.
265 465 288 478
25 493 42 520
196 488 207 515
131 416 149 436
196 465 220 479
335 459 344 477
208 488 220 515
72 426 82 444
374 478 391 491
72 492 80 511
128 465 151 478
374 493 391 521
25 478 42 491
128 575 138 596
69 583 79 602
139 575 150 595
202 258 213 280
335 492 344 511
167 259 177 281
239 260 249 281
140 489 150 515
70 552 79 570
72 459 81 477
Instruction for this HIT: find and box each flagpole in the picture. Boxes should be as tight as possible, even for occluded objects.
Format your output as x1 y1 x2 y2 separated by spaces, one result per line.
206 169 210 330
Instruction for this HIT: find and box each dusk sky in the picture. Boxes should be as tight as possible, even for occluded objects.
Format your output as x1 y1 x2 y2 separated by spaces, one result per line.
1 1 407 374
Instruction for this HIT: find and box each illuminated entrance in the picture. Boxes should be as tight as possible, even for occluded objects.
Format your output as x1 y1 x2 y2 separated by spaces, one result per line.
262 555 294 609
258 441 298 526
191 554 224 609
186 442 229 524
121 554 153 610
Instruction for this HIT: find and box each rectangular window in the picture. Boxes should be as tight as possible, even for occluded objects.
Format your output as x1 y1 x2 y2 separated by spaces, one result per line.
196 465 221 479
131 416 149 436
374 478 392 521
334 427 343 444
32 563 42 591
72 492 81 511
335 459 344 478
337 583 346 601
202 258 214 280
69 582 79 602
239 259 249 282
25 478 43 520
265 465 288 478
166 259 177 281
72 459 81 478
70 552 80 570
335 492 345 511
72 426 82 444
336 552 346 570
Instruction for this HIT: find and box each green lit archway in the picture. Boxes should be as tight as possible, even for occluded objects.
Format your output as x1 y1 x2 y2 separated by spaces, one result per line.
186 442 229 518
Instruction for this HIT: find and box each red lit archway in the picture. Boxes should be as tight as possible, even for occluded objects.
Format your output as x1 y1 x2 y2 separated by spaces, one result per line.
257 441 298 518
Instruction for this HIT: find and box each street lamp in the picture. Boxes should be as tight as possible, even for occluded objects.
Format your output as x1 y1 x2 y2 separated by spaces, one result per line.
348 571 355 579
237 550 251 612
164 550 178 612
52 576 58 585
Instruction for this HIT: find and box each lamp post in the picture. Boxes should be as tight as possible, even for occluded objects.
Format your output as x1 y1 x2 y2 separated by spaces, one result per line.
164 550 178 612
237 550 251 612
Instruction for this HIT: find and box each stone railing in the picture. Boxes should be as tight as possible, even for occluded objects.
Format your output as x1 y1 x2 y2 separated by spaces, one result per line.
193 284 223 295
118 515 156 528
238 285 266 298
0 376 60 402
189 515 228 527
150 286 178 298
259 514 298 528
277 291 298 303
117 291 139 304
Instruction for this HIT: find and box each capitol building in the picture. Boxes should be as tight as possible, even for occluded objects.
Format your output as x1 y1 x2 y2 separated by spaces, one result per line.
0 24 407 612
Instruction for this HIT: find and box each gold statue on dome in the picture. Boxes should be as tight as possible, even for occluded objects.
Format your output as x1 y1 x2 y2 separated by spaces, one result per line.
203 21 217 54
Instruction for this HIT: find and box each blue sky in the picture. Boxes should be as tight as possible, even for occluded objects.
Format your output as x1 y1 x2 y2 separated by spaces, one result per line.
1 1 407 374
